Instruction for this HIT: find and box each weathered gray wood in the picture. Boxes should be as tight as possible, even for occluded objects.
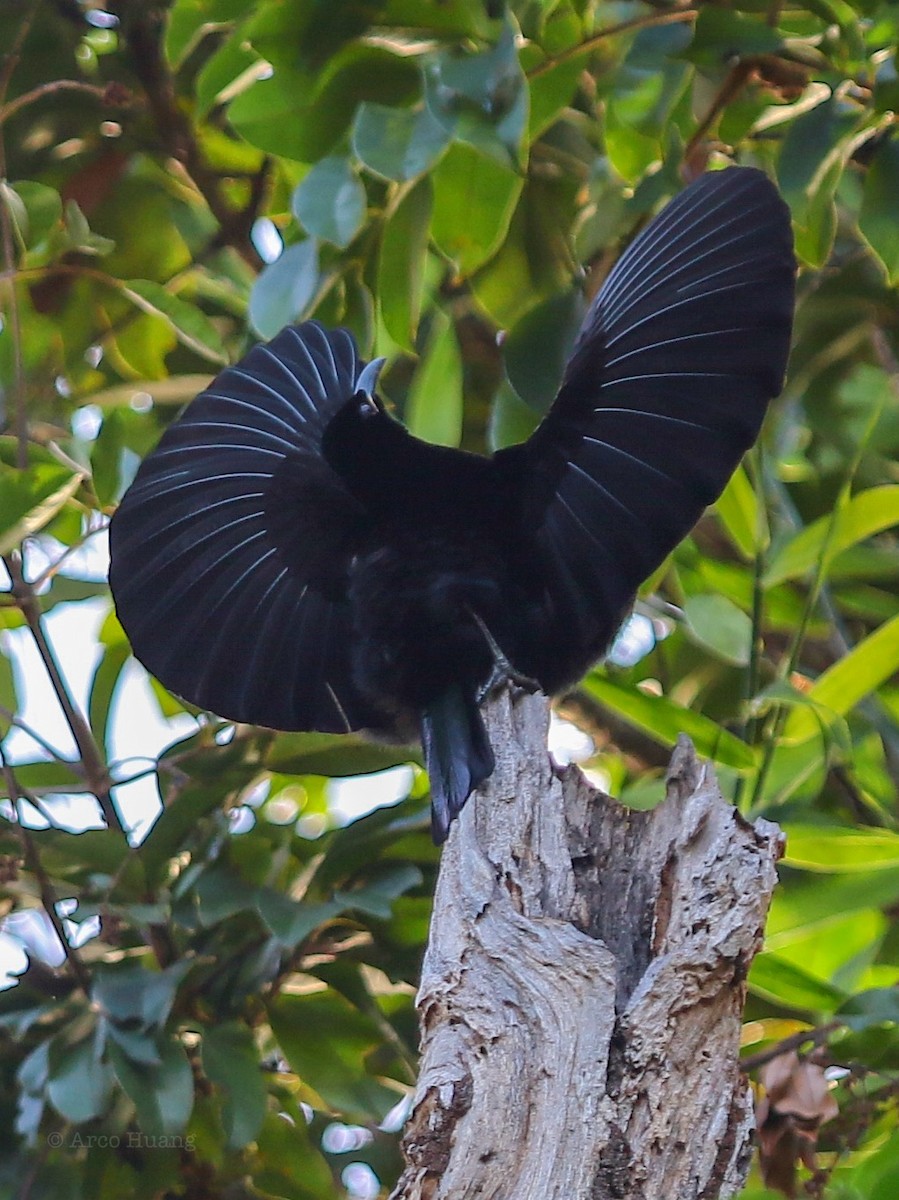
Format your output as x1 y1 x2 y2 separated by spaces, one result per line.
390 686 782 1200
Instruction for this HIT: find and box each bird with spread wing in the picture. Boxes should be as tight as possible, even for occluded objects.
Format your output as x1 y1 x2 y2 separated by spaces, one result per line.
109 166 795 843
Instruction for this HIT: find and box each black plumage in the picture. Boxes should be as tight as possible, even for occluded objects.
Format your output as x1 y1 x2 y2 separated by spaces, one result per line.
108 167 795 842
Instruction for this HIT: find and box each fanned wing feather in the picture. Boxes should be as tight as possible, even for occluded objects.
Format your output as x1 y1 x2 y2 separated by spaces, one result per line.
108 321 384 733
516 167 795 686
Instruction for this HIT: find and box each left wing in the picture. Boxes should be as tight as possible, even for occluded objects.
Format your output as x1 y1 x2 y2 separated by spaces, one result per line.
109 321 386 734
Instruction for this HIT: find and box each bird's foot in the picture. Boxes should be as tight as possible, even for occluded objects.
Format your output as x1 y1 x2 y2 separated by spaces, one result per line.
468 610 541 702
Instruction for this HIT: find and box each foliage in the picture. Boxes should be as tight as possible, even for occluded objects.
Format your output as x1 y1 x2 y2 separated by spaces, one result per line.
1 0 898 1197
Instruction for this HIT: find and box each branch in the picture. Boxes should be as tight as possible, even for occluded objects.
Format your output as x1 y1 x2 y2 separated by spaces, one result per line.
0 79 111 125
4 553 125 834
684 60 756 169
0 701 76 766
528 7 699 78
391 688 783 1200
0 0 44 467
0 747 92 992
741 1022 842 1073
0 0 41 106
114 2 264 269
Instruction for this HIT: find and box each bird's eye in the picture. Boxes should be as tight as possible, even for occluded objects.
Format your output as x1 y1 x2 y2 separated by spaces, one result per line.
357 397 378 418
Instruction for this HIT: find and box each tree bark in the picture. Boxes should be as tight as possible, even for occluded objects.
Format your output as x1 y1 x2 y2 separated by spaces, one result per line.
390 686 783 1200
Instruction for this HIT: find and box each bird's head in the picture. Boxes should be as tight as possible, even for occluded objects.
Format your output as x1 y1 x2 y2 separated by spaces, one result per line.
321 355 412 500
353 356 387 417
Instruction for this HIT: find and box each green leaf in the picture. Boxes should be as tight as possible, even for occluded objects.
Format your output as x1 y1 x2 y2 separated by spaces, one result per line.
254 1107 336 1198
0 179 29 249
105 1025 164 1067
767 869 899 941
751 730 834 809
248 239 321 339
777 96 861 268
765 482 899 585
504 290 584 412
122 281 228 365
89 644 131 758
488 380 540 452
782 825 899 873
202 1023 267 1148
90 408 126 506
749 952 848 1012
267 731 416 776
256 890 343 948
683 593 753 667
194 26 261 116
291 157 367 249
430 142 523 276
606 23 691 142
109 1034 194 1136
18 826 130 880
139 769 256 888
471 179 572 326
7 180 62 250
424 21 528 166
227 44 418 163
0 647 17 736
352 102 450 182
406 310 463 447
685 8 784 67
838 987 899 1031
192 860 264 926
47 1031 114 1124
581 673 757 771
604 104 659 185
60 199 115 256
94 963 192 1033
165 0 249 67
88 375 215 408
859 136 899 284
783 613 899 742
270 990 401 1119
335 863 423 919
714 465 768 560
378 178 433 352
0 461 85 557
383 0 493 37
526 52 585 139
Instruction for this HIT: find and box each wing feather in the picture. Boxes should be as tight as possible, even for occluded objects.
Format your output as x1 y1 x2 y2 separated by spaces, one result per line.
511 167 795 688
109 320 385 733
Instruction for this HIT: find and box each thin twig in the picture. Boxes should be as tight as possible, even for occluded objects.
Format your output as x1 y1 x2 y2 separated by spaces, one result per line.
0 2 46 469
0 746 92 992
748 368 892 813
0 0 42 105
117 3 263 269
684 60 755 166
528 7 699 78
0 79 110 126
3 553 124 834
742 1021 842 1072
0 701 77 766
29 519 108 592
0 140 26 470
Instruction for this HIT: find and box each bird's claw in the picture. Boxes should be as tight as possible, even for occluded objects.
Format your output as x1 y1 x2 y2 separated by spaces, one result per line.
468 609 541 702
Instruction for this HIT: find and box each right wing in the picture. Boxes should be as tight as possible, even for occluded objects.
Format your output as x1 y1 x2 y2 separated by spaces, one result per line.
506 167 796 690
108 321 386 733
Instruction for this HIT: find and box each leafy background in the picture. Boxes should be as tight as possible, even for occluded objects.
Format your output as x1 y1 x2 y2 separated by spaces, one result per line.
1 0 899 1197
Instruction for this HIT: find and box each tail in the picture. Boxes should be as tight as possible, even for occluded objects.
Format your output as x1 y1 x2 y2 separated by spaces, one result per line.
420 685 495 844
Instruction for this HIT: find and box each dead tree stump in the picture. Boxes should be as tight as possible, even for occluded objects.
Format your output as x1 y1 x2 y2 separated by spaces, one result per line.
390 686 783 1200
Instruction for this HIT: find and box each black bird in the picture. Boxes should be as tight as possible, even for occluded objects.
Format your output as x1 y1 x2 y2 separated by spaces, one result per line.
109 167 795 843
